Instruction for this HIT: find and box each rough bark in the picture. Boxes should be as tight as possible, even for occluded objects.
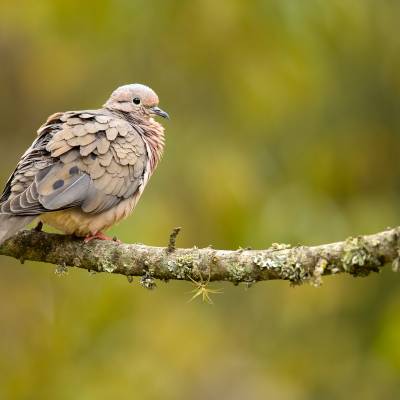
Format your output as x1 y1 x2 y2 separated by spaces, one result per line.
1 227 399 287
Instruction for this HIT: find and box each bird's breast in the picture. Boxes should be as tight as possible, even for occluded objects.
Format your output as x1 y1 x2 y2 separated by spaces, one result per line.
41 195 139 236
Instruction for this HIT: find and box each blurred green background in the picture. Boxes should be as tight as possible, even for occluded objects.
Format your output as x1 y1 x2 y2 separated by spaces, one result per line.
1 0 400 399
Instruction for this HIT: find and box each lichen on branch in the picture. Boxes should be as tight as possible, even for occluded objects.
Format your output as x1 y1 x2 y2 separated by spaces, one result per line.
0 227 399 286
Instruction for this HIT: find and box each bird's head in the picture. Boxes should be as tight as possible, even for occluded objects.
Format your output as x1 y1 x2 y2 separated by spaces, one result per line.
104 83 169 120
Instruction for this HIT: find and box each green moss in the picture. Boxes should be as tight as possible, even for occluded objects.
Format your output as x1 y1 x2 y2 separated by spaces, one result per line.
227 263 253 284
309 258 327 287
55 263 69 276
99 255 117 273
227 263 246 281
392 251 400 272
280 261 309 286
270 243 292 250
341 237 382 277
140 271 156 290
236 246 252 252
253 253 285 270
253 250 311 286
167 253 198 279
72 257 81 267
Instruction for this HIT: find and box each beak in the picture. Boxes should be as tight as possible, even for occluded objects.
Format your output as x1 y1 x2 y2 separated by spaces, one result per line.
150 106 170 119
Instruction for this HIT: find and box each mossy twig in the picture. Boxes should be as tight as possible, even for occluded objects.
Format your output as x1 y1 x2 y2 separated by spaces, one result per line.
166 226 181 253
0 227 399 285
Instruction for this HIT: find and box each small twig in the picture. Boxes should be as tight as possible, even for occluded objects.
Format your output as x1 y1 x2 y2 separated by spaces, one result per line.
167 227 181 253
34 221 43 232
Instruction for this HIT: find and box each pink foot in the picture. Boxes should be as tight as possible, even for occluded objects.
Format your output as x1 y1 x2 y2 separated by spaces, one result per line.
84 232 121 243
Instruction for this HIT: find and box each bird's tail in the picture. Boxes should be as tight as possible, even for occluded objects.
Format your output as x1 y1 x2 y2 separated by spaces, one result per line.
0 214 36 245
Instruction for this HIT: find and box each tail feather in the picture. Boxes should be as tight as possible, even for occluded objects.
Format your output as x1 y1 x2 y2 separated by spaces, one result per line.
0 214 36 245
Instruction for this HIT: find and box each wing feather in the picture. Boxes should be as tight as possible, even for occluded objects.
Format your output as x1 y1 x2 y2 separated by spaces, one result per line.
1 109 148 219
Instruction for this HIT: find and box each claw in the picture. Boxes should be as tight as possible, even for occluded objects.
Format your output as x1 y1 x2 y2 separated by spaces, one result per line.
84 232 121 243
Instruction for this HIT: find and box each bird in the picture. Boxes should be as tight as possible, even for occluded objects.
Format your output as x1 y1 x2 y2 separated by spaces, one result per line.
0 83 169 244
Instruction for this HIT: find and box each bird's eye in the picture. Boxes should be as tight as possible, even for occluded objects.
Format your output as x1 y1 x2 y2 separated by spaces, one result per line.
133 97 141 105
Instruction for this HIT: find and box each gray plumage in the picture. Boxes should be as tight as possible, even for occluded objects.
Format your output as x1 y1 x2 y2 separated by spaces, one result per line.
0 83 168 244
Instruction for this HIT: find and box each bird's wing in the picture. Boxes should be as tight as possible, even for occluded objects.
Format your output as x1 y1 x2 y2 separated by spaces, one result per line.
0 110 148 216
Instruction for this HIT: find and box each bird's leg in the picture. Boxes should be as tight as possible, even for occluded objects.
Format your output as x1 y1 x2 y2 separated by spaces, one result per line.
84 231 121 243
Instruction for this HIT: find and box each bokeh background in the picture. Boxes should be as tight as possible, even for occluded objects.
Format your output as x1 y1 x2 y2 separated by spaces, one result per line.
1 1 400 399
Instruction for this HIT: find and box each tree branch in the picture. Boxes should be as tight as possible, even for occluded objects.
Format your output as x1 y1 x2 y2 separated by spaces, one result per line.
0 227 399 286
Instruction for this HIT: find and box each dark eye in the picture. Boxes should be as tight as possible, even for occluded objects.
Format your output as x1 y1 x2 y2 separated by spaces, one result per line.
133 97 141 105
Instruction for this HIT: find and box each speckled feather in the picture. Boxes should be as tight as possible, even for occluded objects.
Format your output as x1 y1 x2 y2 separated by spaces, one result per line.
0 84 167 242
